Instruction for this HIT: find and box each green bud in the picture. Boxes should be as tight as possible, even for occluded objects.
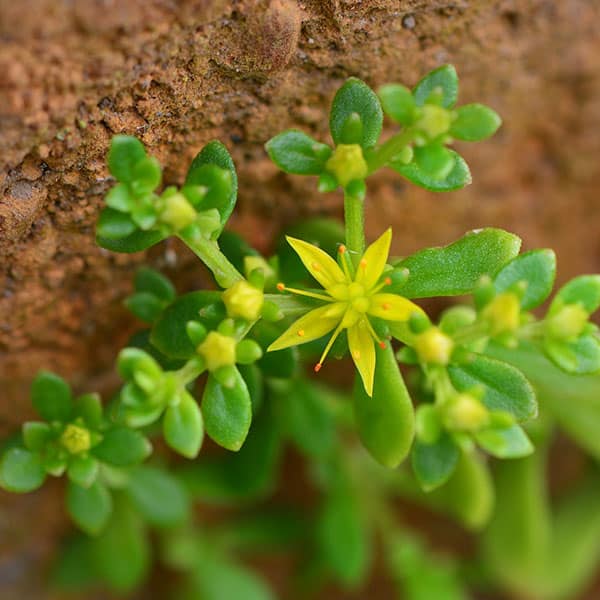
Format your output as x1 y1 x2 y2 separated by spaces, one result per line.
236 339 263 364
545 303 588 341
60 424 92 455
414 104 452 140
482 292 521 335
222 280 264 321
159 192 197 231
197 331 236 371
444 393 489 432
325 144 368 187
393 146 414 165
186 320 208 346
414 326 454 365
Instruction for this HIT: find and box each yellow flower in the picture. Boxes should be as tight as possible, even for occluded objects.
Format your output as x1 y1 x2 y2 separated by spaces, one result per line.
268 229 423 396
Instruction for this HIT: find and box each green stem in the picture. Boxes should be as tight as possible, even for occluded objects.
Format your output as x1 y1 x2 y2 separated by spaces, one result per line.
367 129 415 174
344 189 365 265
177 231 243 288
176 357 206 386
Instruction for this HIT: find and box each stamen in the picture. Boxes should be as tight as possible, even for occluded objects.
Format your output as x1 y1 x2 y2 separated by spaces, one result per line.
364 317 384 348
372 277 393 294
338 244 353 280
277 285 332 302
316 320 345 371
297 329 305 337
379 341 387 349
276 282 285 291
360 259 367 269
314 363 322 372
385 277 392 285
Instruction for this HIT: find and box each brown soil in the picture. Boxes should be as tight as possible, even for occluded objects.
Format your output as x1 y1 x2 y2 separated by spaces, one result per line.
1 0 600 598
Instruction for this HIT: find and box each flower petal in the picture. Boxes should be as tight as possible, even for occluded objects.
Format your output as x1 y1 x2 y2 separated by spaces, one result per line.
348 319 376 397
267 303 345 351
286 236 345 289
355 228 392 290
368 293 424 321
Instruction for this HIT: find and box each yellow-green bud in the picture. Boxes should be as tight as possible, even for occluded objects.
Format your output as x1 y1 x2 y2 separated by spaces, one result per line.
325 144 368 187
197 331 237 372
444 394 489 432
415 105 452 140
60 424 91 454
159 192 197 231
414 327 454 365
482 292 521 335
222 280 264 321
546 303 588 340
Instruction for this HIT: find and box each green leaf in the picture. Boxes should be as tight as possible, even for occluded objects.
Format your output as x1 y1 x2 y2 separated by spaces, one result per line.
412 433 459 492
202 370 252 451
22 421 52 451
66 480 113 535
67 455 99 488
130 156 162 194
51 535 98 591
413 64 459 108
105 183 133 212
390 149 471 191
96 228 166 253
92 428 152 467
0 447 46 492
392 228 521 298
151 291 224 359
266 130 331 175
89 495 150 592
218 230 261 273
96 207 137 239
353 345 414 468
31 371 73 422
378 83 416 125
134 267 175 302
283 379 337 458
252 321 299 379
414 144 455 180
475 424 533 458
494 249 556 310
163 392 204 458
107 135 147 183
449 355 537 421
450 103 502 141
125 291 165 323
126 465 190 527
185 141 237 235
317 477 370 587
330 78 383 149
74 393 103 429
545 334 600 375
550 275 600 315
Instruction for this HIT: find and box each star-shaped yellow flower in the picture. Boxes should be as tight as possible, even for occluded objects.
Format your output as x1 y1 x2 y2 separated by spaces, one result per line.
268 228 423 396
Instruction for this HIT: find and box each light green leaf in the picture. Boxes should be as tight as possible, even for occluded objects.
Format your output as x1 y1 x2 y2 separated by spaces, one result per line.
266 130 331 175
450 103 502 141
0 447 46 493
413 64 459 108
163 392 204 458
475 424 533 458
66 480 113 535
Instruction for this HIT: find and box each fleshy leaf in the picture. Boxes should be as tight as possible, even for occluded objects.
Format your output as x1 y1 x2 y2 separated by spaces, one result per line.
412 433 460 492
266 130 331 175
66 480 113 535
163 392 204 458
450 103 502 141
31 371 73 422
0 448 46 493
413 64 459 108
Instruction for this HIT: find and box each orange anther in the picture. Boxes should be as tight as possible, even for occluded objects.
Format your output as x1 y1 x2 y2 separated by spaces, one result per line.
338 245 346 254
360 259 367 268
382 303 390 310
384 277 392 285
276 282 285 291
314 363 322 373
379 341 386 349
297 329 305 337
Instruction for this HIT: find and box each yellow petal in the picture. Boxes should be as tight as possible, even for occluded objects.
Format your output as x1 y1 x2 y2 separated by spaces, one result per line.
267 303 345 351
348 319 376 397
368 293 424 322
286 236 345 289
355 228 392 290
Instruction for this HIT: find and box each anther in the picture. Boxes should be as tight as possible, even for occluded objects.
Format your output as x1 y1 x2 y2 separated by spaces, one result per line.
314 363 322 373
382 302 390 310
384 277 392 285
338 245 346 254
360 259 367 268
297 329 305 337
379 341 386 349
276 282 285 291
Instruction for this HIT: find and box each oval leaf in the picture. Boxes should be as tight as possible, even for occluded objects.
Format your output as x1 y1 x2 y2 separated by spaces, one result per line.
66 480 113 535
108 135 147 183
0 448 46 493
92 428 152 467
31 371 73 422
450 103 502 141
413 64 459 108
163 392 204 458
412 433 460 492
266 130 331 175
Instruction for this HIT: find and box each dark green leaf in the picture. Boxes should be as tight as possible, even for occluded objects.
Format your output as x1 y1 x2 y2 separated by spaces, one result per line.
414 144 455 180
450 103 502 141
51 535 98 591
266 130 331 174
475 424 533 458
107 135 147 183
74 393 103 429
494 249 556 310
126 465 190 527
330 78 383 149
134 267 175 302
0 447 46 493
96 228 166 253
253 321 299 379
67 455 99 488
353 345 414 468
31 371 73 422
390 149 471 192
163 392 204 458
413 64 459 108
66 480 112 535
412 433 459 491
392 228 521 298
96 207 137 239
92 428 152 467
125 292 165 323
449 355 537 421
22 422 52 452
202 370 252 451
151 291 223 359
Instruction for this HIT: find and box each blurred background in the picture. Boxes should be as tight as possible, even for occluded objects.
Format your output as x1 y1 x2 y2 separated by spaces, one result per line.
1 0 600 597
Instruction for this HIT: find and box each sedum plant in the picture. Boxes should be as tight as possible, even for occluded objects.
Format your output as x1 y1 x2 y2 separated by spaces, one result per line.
3 64 600 600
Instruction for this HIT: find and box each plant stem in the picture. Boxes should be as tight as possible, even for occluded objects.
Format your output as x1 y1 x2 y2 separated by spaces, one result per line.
344 188 365 265
367 129 415 174
178 231 243 288
176 357 205 386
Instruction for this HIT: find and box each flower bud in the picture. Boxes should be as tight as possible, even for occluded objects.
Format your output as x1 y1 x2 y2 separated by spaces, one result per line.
414 326 454 365
60 423 91 454
482 292 521 335
159 192 197 231
546 303 588 341
444 394 489 432
414 105 452 140
197 331 237 372
325 144 368 187
222 280 265 321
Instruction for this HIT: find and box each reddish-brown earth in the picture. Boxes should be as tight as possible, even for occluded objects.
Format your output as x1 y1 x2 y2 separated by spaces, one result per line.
1 0 600 598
